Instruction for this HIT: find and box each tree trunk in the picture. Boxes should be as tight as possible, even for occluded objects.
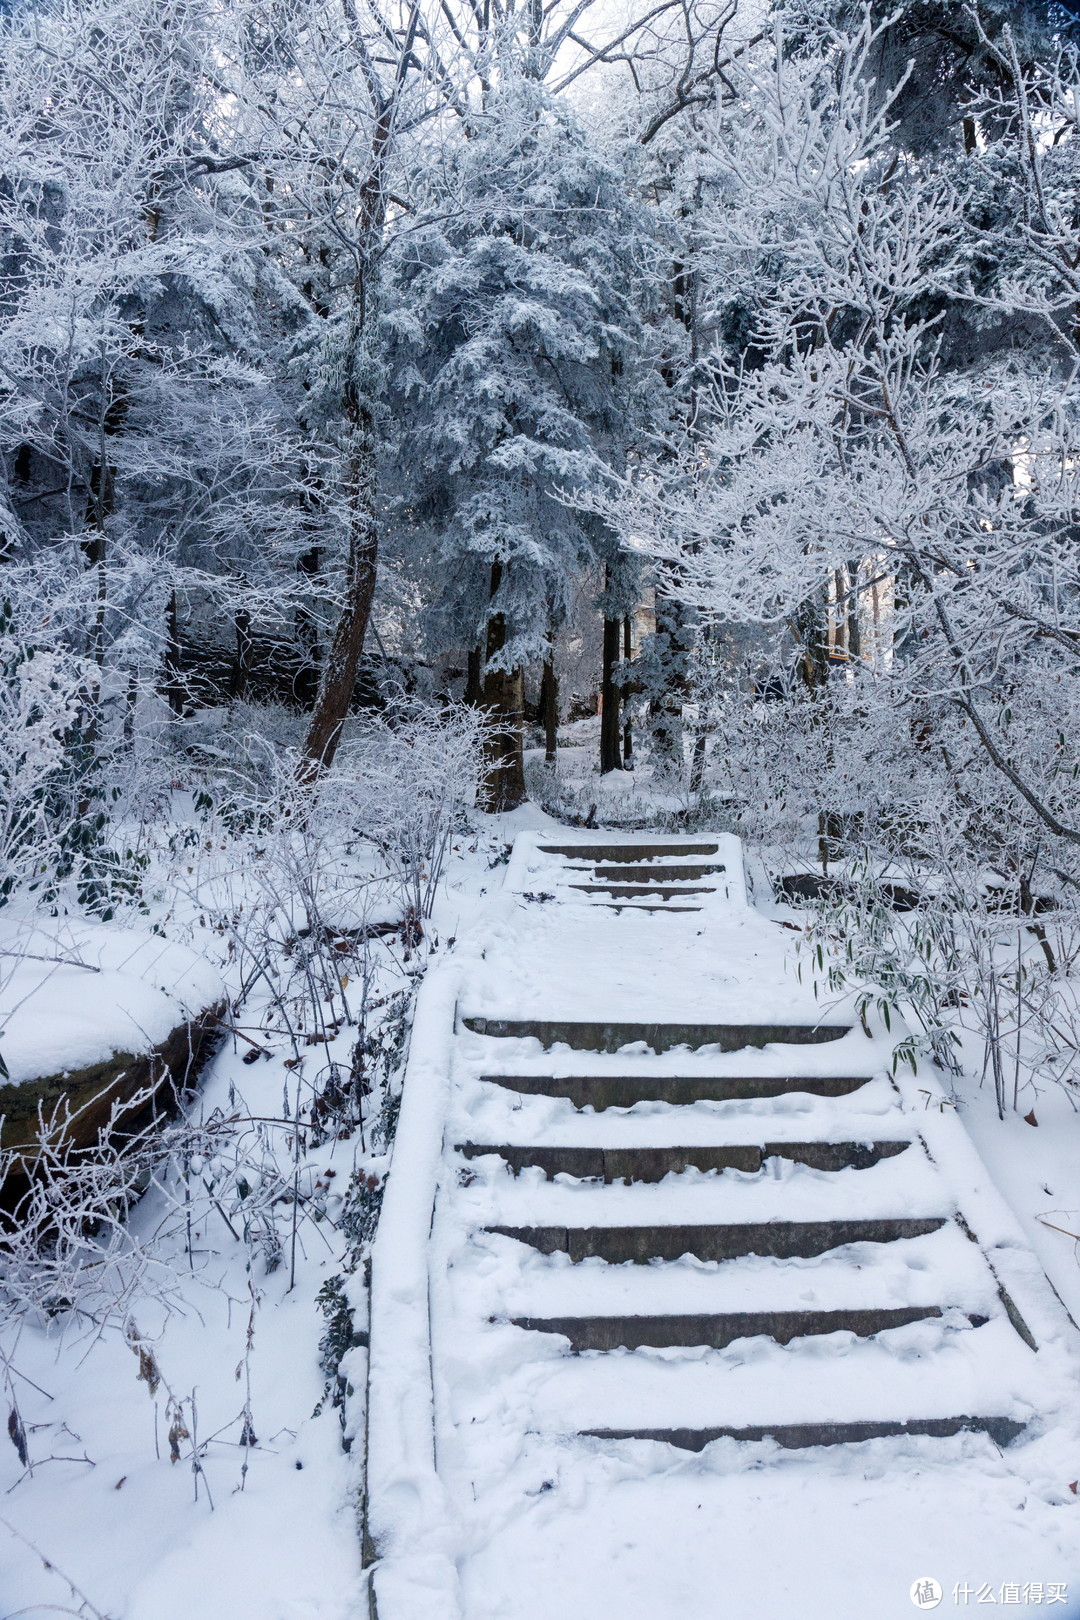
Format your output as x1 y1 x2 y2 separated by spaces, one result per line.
689 732 706 793
791 592 831 691
540 650 558 765
845 563 861 665
298 86 397 780
229 610 252 700
299 432 377 777
464 646 483 706
600 614 623 773
123 669 138 745
650 595 691 773
294 546 321 707
792 591 839 872
481 662 526 810
621 616 633 770
164 591 185 716
479 563 526 811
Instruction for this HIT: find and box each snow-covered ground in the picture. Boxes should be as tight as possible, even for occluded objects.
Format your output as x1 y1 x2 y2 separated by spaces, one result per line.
0 816 516 1620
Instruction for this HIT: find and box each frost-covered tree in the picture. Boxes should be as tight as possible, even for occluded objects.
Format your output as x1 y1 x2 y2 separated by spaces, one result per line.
213 0 709 776
383 80 658 805
0 0 330 715
593 3 1080 856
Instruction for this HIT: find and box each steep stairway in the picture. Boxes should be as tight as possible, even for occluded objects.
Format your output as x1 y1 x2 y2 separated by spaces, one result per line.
367 828 1080 1620
442 836 1039 1454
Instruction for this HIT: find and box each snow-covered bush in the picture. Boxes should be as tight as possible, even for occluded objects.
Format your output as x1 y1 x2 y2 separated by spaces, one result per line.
341 699 486 926
0 603 86 906
0 1098 237 1325
0 586 144 915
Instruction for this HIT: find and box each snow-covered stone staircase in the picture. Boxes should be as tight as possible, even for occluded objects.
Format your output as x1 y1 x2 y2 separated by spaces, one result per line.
366 829 1080 1619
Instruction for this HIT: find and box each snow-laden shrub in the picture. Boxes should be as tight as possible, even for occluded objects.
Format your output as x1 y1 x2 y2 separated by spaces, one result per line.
0 1096 237 1325
0 602 85 905
163 699 482 1080
0 593 137 914
340 699 486 924
683 672 1080 1111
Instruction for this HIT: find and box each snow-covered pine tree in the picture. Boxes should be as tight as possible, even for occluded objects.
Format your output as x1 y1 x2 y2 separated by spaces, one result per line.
383 78 657 807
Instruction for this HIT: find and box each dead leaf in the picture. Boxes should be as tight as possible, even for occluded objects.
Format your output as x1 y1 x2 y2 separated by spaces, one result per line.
167 1416 190 1464
137 1346 161 1396
1024 1110 1039 1127
128 1336 161 1398
7 1406 28 1468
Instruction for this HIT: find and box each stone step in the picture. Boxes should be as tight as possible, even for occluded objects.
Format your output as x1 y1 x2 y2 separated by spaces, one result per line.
462 1018 851 1052
507 1304 951 1351
479 1073 872 1107
492 1225 996 1321
582 1416 1026 1451
523 1312 1036 1448
569 884 718 899
538 843 720 862
579 864 726 882
486 1217 947 1263
457 1141 911 1179
596 904 704 914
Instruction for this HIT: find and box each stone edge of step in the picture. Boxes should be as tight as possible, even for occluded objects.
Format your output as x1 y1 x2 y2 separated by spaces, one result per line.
484 1217 950 1263
502 1304 956 1350
454 1141 913 1176
576 1415 1028 1451
460 1018 854 1051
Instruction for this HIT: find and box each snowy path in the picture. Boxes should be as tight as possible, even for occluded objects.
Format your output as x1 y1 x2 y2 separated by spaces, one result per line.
367 832 1080 1619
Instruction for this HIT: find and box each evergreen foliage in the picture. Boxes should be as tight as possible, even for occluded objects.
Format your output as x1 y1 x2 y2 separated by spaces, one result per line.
383 81 659 671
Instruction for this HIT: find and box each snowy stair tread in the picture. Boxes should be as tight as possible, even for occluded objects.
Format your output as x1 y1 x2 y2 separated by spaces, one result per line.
593 902 706 912
536 843 721 861
463 1142 943 1219
574 864 727 881
504 1304 965 1351
568 884 718 898
485 1226 999 1318
456 1094 908 1142
583 1415 1028 1451
509 1313 1037 1438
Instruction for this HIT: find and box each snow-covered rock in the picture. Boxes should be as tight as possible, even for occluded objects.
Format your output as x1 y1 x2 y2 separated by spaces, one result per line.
0 920 224 1087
